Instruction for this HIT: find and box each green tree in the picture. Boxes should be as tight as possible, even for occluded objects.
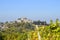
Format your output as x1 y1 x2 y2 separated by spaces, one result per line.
56 18 59 27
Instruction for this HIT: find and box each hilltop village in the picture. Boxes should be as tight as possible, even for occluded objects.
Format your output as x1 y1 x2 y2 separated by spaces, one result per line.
0 17 48 30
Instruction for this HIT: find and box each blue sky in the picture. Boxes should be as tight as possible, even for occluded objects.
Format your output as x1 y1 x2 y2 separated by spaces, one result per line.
0 0 60 22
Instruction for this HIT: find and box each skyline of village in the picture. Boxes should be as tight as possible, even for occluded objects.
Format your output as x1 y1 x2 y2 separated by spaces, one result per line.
0 0 60 22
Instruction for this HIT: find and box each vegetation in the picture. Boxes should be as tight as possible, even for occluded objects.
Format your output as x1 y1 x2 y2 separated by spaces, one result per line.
0 18 60 40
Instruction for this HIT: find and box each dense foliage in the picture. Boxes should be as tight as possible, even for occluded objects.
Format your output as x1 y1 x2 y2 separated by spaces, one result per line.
0 19 60 40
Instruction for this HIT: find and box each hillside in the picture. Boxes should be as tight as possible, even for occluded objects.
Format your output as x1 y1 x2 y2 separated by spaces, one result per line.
0 18 60 40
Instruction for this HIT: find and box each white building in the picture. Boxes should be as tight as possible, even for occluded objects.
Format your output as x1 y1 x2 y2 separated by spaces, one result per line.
16 17 33 23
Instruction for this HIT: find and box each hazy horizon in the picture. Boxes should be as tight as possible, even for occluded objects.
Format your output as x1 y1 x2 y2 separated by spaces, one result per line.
0 0 60 22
